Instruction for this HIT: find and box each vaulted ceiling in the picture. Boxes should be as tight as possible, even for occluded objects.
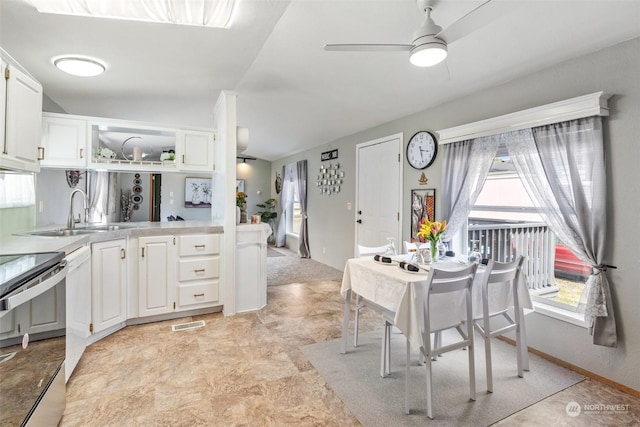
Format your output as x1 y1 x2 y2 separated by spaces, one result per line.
2 0 639 161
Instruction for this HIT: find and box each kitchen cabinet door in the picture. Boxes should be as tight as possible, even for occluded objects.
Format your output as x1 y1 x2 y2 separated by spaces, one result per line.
3 63 42 172
179 129 214 172
91 239 127 334
138 235 176 317
40 113 88 168
0 60 6 157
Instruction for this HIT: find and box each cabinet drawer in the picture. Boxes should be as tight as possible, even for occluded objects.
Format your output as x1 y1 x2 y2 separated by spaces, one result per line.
178 281 219 307
178 257 219 282
178 234 220 256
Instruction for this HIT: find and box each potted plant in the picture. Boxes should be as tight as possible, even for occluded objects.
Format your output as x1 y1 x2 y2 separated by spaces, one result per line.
256 198 277 242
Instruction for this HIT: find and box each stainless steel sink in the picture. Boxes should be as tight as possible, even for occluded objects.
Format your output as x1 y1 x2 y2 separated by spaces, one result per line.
26 229 101 237
21 223 141 237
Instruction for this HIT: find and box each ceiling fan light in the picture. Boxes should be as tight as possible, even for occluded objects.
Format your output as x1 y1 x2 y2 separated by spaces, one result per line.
409 38 448 67
53 56 106 77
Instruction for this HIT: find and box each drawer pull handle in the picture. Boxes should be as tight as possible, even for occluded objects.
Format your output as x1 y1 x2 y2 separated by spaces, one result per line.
194 244 205 249
193 293 205 297
37 146 45 160
194 268 205 273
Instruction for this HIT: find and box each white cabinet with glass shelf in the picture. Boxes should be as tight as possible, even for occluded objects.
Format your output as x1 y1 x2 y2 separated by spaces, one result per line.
40 113 88 168
89 120 179 172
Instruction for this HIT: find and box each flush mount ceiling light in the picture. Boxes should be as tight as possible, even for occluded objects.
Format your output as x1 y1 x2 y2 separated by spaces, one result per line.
53 56 106 77
25 0 237 28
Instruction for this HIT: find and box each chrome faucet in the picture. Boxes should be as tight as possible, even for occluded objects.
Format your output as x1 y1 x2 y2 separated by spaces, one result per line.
67 189 88 229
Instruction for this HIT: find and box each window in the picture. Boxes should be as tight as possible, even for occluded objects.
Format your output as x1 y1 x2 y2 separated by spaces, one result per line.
285 179 301 236
470 150 588 310
0 172 36 208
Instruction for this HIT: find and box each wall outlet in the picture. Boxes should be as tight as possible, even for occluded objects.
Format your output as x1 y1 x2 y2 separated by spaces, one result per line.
322 247 326 254
347 202 352 211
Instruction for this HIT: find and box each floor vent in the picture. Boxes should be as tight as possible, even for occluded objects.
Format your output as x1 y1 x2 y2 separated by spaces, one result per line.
0 352 16 365
171 320 205 332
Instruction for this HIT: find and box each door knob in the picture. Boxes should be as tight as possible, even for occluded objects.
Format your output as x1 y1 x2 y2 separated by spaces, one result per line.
356 219 362 224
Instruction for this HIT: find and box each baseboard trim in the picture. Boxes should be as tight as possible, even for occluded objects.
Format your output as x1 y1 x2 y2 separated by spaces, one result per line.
497 336 640 398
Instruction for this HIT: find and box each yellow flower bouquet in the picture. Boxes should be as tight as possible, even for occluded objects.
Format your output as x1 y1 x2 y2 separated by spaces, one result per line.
417 219 447 261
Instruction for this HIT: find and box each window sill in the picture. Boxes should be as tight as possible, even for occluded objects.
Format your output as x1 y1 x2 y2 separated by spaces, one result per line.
532 300 588 328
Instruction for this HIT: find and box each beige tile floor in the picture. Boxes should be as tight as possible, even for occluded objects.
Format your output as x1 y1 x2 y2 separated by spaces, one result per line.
62 280 639 426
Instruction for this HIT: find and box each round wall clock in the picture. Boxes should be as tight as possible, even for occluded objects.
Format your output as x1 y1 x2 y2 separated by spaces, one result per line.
406 131 438 170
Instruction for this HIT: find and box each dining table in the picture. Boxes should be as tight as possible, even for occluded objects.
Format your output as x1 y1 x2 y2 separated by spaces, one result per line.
340 256 534 355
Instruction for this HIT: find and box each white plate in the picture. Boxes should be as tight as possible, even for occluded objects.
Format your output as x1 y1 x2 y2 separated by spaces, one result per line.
398 264 428 274
373 258 397 266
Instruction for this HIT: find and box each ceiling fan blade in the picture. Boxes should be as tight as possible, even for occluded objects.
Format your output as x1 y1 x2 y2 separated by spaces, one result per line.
324 44 413 52
437 0 501 44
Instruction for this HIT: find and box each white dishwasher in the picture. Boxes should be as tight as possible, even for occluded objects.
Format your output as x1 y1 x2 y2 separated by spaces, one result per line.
65 245 92 383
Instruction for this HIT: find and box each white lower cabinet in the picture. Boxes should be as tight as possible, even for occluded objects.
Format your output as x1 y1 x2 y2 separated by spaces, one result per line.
138 235 176 317
91 239 127 334
176 234 220 310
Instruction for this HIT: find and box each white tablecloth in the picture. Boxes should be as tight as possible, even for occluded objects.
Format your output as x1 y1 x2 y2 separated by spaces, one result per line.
340 257 533 351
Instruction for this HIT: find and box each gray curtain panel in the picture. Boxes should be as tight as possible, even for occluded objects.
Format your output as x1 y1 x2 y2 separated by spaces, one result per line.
440 136 500 246
296 160 310 258
509 116 616 347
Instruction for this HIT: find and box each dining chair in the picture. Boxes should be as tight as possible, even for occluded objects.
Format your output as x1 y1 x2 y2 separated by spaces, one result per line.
353 243 394 350
472 256 527 393
402 263 479 418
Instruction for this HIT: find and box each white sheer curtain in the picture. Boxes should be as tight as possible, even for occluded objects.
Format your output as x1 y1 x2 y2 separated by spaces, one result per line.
0 173 35 208
440 136 501 250
275 163 296 248
508 117 616 347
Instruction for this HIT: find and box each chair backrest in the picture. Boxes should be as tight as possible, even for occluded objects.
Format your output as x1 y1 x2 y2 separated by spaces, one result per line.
357 244 390 257
423 263 478 333
404 241 431 254
404 241 418 253
481 256 524 315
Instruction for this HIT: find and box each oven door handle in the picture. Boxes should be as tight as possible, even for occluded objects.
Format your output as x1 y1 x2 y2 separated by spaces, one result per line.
0 262 68 318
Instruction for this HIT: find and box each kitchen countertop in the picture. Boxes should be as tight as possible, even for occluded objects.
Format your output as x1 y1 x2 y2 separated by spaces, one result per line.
0 221 224 256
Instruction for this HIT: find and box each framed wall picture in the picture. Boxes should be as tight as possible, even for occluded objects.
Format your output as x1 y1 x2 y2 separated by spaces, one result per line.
236 179 245 193
410 188 436 242
185 177 212 208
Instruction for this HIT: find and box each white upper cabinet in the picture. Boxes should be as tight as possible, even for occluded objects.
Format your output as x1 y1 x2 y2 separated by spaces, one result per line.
178 129 215 172
40 113 88 168
0 50 43 173
0 60 6 159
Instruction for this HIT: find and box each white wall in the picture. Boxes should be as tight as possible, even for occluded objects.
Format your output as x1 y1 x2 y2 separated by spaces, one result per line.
272 36 640 391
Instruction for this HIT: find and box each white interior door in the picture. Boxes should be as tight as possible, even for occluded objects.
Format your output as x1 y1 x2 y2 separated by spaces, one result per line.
355 133 402 255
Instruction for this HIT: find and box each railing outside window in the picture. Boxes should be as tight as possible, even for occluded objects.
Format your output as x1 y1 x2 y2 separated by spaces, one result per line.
468 220 557 295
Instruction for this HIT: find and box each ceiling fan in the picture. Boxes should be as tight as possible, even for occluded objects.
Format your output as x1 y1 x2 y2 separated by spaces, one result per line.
324 0 497 67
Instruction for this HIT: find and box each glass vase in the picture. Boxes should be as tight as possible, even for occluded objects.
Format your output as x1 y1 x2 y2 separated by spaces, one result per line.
430 240 439 262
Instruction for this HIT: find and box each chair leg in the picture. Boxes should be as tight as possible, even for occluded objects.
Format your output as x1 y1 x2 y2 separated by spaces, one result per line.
424 349 434 419
482 316 493 393
353 295 361 347
519 310 530 372
405 338 410 415
380 321 391 377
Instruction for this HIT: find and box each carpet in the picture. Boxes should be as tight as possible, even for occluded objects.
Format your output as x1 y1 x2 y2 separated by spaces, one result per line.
301 330 584 426
267 248 344 286
267 247 285 257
